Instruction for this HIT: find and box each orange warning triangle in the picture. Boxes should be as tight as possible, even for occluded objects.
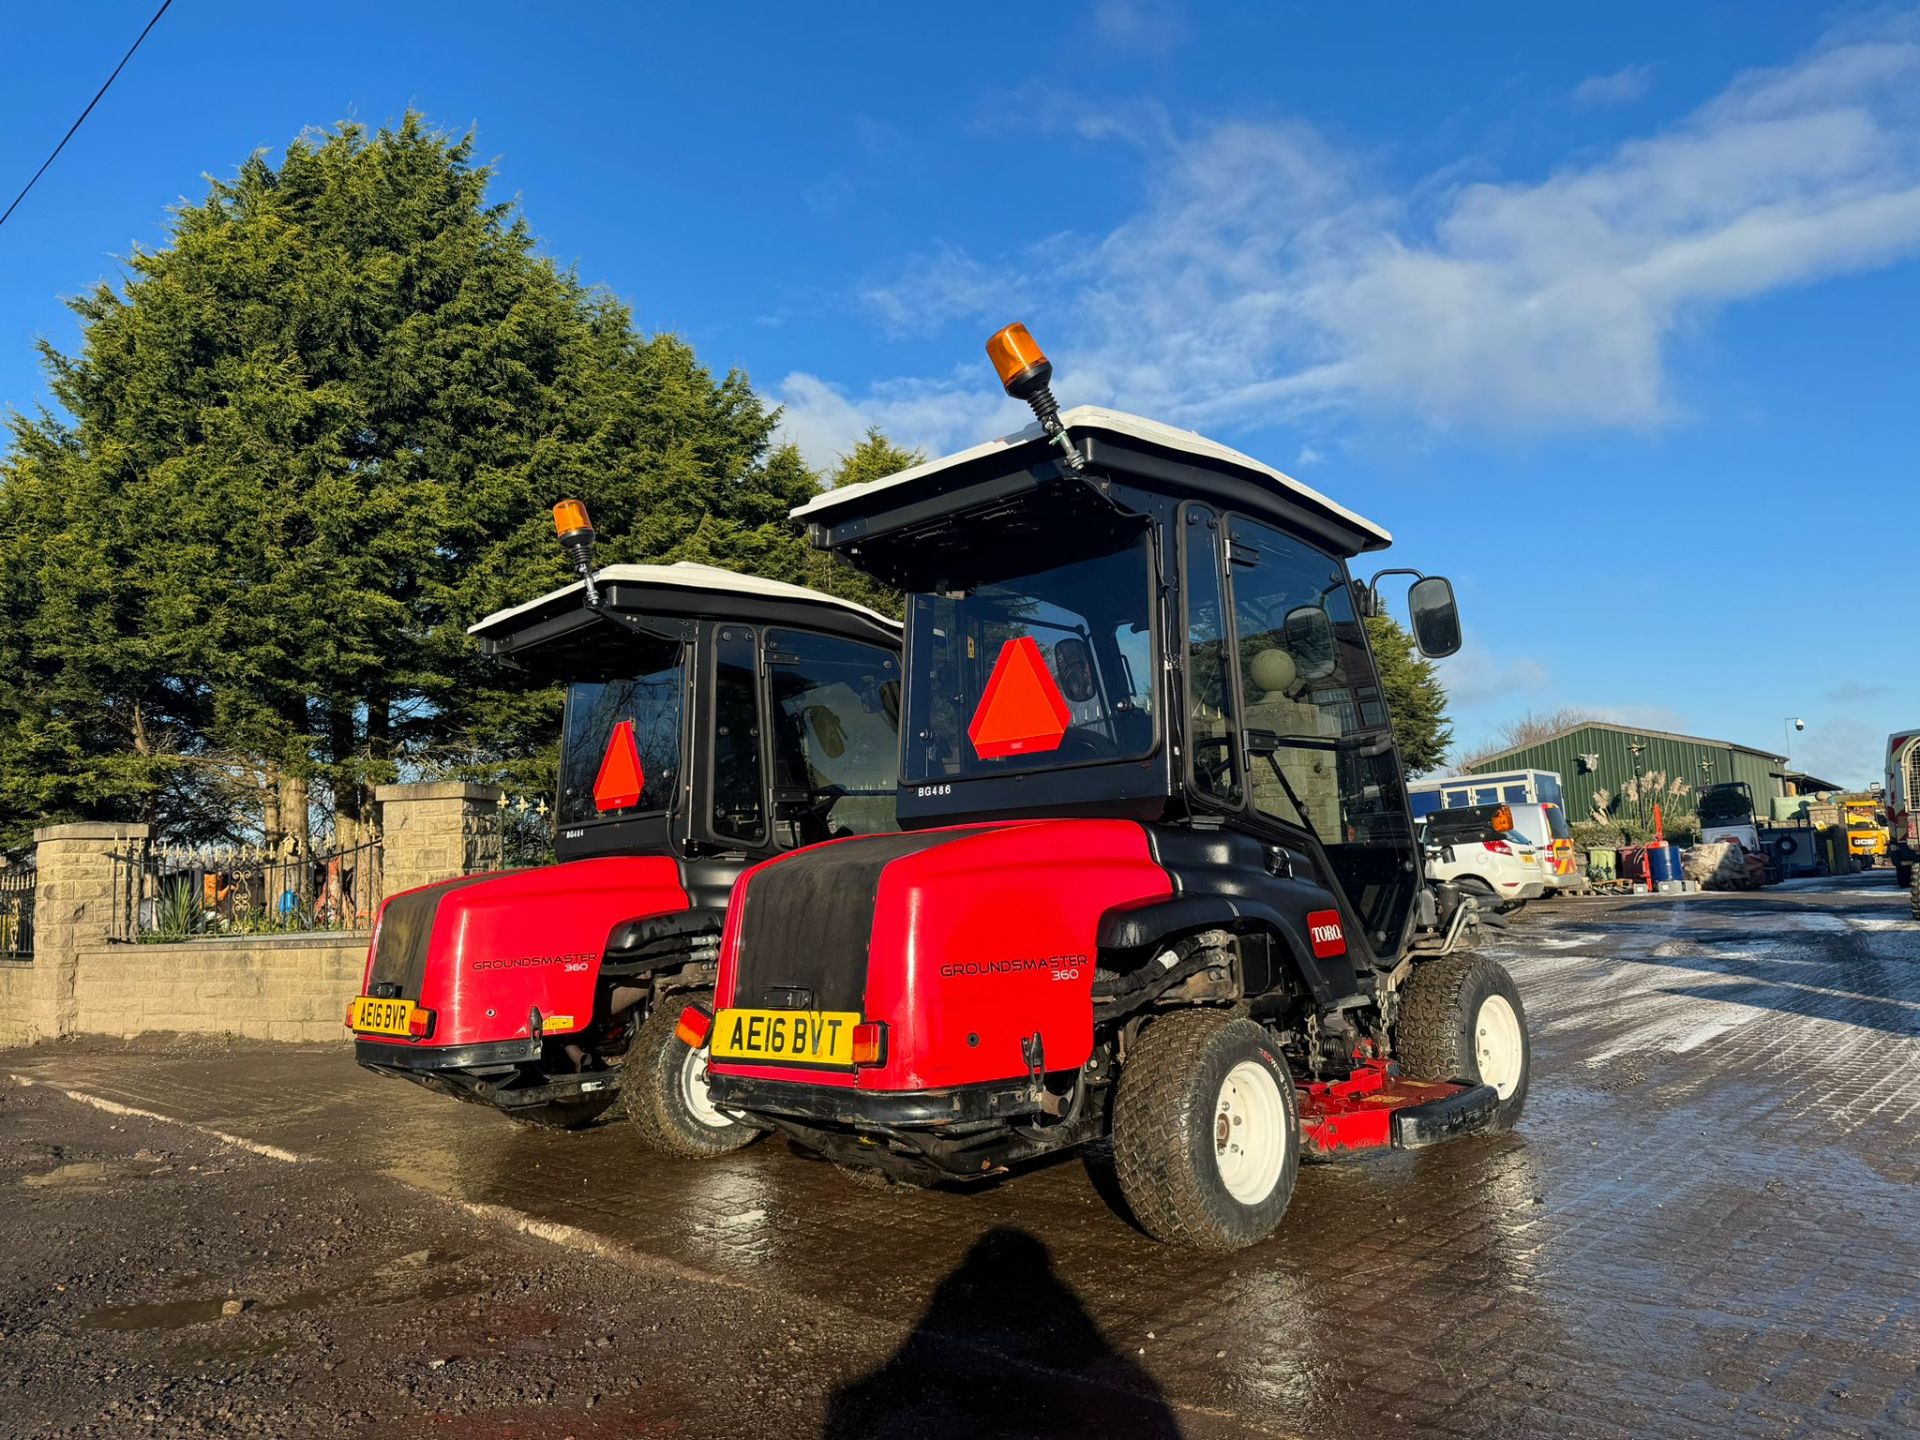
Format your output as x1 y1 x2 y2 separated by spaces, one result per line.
968 636 1073 760
593 719 646 811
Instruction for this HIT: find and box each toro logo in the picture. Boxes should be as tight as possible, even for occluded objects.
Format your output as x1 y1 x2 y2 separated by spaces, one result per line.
1306 910 1346 959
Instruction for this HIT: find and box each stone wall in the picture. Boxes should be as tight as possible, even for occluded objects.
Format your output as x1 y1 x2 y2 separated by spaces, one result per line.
0 963 36 1047
67 934 369 1044
0 783 502 1046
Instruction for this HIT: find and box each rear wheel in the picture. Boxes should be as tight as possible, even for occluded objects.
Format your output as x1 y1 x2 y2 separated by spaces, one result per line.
505 1091 616 1131
622 997 760 1158
1395 955 1530 1130
1111 1011 1299 1251
1910 866 1920 923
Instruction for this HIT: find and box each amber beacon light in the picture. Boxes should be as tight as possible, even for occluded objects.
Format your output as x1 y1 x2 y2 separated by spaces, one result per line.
552 498 602 606
985 322 1084 471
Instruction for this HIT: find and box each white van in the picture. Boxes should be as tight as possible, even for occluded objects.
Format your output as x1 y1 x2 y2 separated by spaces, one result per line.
1502 801 1574 889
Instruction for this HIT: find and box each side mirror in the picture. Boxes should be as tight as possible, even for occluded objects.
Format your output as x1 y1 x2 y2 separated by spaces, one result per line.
1407 576 1462 658
1282 606 1338 682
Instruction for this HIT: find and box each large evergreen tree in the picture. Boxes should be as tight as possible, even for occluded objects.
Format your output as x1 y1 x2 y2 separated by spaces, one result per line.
1363 613 1453 775
0 114 883 847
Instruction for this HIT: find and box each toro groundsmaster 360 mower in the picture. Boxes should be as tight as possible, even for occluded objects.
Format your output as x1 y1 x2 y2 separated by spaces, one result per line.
349 502 901 1151
684 327 1528 1250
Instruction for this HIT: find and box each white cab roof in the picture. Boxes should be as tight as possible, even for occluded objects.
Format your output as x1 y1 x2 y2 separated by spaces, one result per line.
469 561 897 636
791 404 1390 546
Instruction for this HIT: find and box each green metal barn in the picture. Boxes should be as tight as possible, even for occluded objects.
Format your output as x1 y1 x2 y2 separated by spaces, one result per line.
1463 722 1787 827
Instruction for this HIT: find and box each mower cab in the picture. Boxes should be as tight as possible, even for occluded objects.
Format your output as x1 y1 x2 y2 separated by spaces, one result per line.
693 327 1528 1249
350 538 901 1143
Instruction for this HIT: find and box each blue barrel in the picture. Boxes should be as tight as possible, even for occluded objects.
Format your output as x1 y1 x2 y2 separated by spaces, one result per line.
1650 845 1679 883
1669 844 1685 880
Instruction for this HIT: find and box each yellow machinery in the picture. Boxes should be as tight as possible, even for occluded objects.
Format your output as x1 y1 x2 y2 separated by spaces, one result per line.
1842 796 1890 867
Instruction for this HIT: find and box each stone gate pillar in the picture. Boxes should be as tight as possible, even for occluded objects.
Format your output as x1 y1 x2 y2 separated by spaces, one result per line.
23 822 150 1040
373 782 505 900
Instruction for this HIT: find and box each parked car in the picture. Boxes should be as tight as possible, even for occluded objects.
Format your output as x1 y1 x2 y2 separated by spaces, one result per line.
1420 804 1546 912
1503 801 1575 889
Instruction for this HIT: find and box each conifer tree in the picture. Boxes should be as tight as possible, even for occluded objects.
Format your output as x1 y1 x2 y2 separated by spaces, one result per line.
1363 612 1454 775
0 114 907 846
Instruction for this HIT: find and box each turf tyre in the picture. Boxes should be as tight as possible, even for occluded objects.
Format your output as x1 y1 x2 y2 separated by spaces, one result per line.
622 998 760 1158
1111 1010 1299 1251
1395 954 1529 1130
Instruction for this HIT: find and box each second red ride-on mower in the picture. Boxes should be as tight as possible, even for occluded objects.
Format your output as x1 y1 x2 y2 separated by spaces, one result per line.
687 327 1529 1250
350 503 901 1151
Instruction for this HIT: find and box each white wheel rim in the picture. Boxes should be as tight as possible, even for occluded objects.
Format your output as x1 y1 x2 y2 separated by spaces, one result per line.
1474 994 1524 1100
1213 1060 1287 1206
679 1046 732 1130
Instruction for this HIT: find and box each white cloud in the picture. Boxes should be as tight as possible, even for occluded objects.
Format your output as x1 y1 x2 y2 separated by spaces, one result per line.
1580 702 1694 734
773 371 1025 475
1093 0 1186 51
1790 719 1881 789
859 242 1030 337
1294 445 1324 467
1824 679 1892 702
1573 63 1656 107
1436 634 1552 709
779 18 1920 467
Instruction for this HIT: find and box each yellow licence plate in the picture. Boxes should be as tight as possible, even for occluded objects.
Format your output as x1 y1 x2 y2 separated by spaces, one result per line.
710 1009 860 1067
349 996 418 1037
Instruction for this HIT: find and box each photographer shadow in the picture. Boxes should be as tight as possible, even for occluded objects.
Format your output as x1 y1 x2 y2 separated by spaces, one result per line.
823 1226 1183 1439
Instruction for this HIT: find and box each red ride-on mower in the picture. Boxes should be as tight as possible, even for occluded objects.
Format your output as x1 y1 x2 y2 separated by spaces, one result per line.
349 502 901 1148
685 327 1527 1250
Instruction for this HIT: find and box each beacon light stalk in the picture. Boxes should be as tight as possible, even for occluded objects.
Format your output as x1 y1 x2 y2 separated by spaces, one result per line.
985 323 1084 472
553 498 601 607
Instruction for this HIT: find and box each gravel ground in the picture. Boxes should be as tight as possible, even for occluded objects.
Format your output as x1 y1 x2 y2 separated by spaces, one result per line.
0 1077 907 1439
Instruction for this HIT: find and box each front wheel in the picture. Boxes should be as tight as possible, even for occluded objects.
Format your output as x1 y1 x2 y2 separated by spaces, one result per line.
1111 1011 1300 1251
622 997 761 1158
1395 955 1530 1130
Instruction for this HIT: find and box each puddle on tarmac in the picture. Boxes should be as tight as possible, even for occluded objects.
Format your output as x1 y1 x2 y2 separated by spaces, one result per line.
79 1297 231 1331
78 1246 481 1332
23 1155 172 1190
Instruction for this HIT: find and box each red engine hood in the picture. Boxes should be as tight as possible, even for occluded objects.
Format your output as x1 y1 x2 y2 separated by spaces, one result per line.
711 820 1171 1091
356 855 689 1049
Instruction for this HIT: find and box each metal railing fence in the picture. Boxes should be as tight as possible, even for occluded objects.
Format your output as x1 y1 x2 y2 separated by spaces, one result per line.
108 839 382 942
0 850 34 959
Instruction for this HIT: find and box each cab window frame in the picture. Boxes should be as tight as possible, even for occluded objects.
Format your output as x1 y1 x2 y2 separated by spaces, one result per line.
1208 506 1420 952
705 623 769 848
556 637 692 829
1178 501 1245 815
764 626 903 846
898 518 1166 787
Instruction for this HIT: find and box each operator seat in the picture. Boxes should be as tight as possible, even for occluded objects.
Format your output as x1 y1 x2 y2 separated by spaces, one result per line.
1240 647 1341 838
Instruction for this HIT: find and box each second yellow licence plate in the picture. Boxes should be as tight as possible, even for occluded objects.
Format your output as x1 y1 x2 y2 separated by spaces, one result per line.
710 1009 860 1067
348 995 417 1037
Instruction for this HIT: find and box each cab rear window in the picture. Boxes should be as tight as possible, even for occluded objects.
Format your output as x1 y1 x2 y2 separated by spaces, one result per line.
557 644 686 825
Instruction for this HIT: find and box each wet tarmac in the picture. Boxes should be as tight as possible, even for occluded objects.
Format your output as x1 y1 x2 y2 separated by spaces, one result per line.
5 872 1918 1437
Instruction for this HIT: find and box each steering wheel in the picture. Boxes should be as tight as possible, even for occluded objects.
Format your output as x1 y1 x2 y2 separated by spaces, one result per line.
1053 729 1120 763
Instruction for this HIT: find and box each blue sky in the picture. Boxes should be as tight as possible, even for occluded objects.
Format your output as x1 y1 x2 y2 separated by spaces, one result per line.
4 1 1915 786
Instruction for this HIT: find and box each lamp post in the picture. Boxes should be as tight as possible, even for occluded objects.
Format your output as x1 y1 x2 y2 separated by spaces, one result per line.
1783 716 1804 768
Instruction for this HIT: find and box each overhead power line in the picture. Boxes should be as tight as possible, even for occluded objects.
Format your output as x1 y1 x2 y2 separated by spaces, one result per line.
0 0 176 232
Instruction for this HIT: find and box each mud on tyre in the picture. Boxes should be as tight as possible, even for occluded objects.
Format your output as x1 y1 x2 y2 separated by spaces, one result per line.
622 995 760 1158
1395 954 1530 1130
1111 1010 1300 1251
